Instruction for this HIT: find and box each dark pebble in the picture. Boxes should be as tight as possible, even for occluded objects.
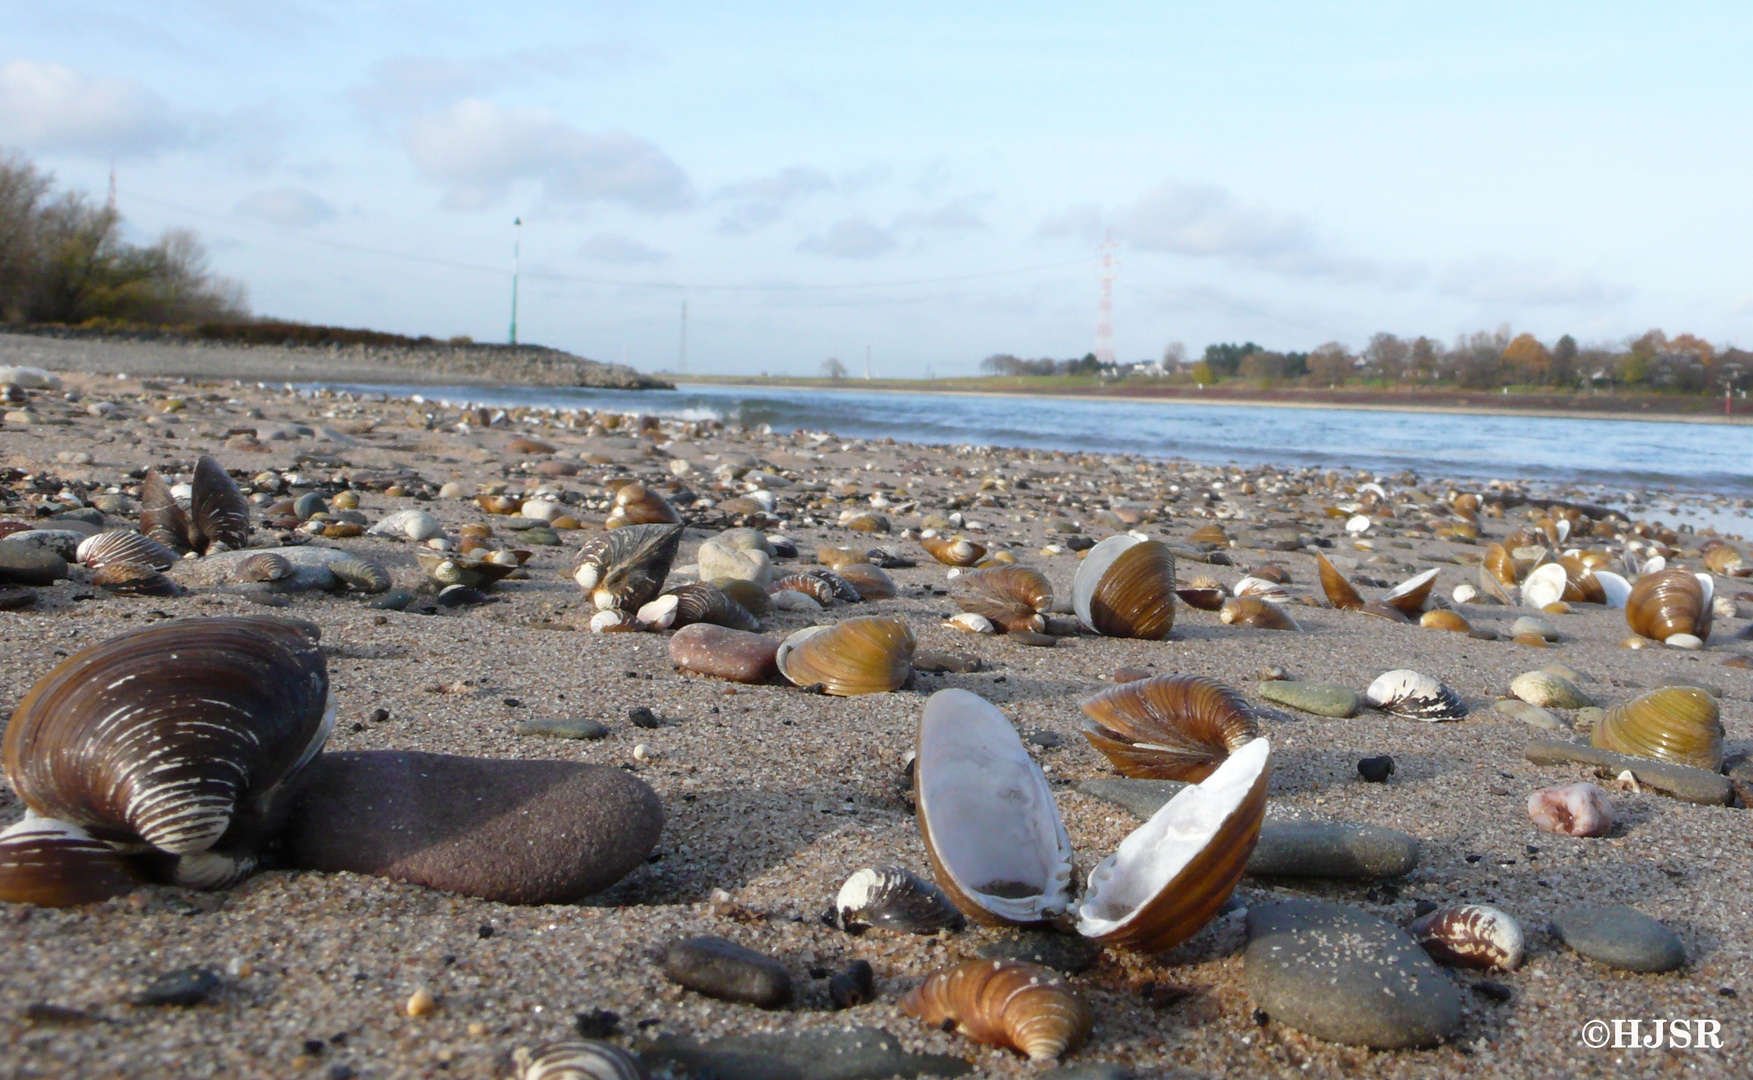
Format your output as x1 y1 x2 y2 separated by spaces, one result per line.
436 584 489 607
663 936 793 1008
1357 755 1395 783
1066 536 1095 551
132 967 220 1007
1008 630 1056 647
514 717 610 741
1024 727 1063 748
303 1039 327 1055
974 931 1101 975
329 1066 354 1080
369 708 390 724
629 706 662 729
828 960 876 1009
1413 899 1439 917
643 1025 970 1080
0 539 69 585
1473 980 1513 1003
478 925 495 939
367 587 415 610
1039 1067 1135 1080
575 1008 621 1038
0 587 36 610
1550 905 1687 972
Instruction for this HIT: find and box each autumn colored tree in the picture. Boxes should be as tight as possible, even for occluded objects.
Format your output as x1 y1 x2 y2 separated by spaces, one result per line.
1238 350 1287 381
1306 342 1353 386
1502 332 1553 384
1363 332 1409 381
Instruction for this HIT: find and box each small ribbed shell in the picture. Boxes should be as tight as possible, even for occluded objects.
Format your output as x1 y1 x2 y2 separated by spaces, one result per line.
1625 568 1713 643
1231 576 1289 604
1079 674 1260 782
76 530 176 571
604 482 681 529
1364 669 1467 720
0 815 140 907
952 566 1053 633
1592 685 1724 772
921 535 986 566
236 552 294 583
901 960 1092 1062
1175 575 1228 611
1420 609 1472 633
2 616 333 861
91 562 183 596
652 582 760 632
329 558 392 594
514 1041 648 1080
1315 551 1364 610
570 523 683 611
1219 596 1300 631
1483 543 1521 587
771 573 840 606
1072 535 1176 640
775 616 915 696
1409 904 1525 971
831 866 966 935
834 563 897 601
1382 568 1440 615
367 508 444 542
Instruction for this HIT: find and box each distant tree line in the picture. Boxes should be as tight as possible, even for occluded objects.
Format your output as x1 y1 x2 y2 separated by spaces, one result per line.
980 352 1104 377
0 149 246 328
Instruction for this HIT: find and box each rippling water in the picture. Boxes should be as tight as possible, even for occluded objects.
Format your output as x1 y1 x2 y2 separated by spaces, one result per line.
307 380 1753 528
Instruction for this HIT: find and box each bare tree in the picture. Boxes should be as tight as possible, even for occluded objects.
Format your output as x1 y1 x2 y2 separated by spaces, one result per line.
1306 342 1354 386
1363 332 1409 381
821 357 848 379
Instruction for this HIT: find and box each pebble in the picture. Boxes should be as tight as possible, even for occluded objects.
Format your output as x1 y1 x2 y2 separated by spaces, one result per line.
1495 699 1567 732
404 988 436 1017
828 960 876 1009
515 717 610 741
1523 739 1734 805
698 537 774 588
0 540 69 586
1077 777 1189 820
911 649 981 674
1256 680 1360 718
1024 727 1063 748
1550 906 1686 973
1039 1068 1134 1080
662 936 793 1009
436 584 489 607
1357 755 1395 783
366 587 415 611
285 750 663 904
1246 822 1420 880
521 527 560 546
1511 615 1559 641
1244 899 1461 1049
643 1025 971 1080
0 587 36 610
668 624 780 683
628 706 662 729
974 931 1102 975
132 967 221 1007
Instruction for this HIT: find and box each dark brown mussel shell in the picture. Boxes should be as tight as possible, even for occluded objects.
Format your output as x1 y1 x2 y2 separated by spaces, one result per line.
570 523 683 611
1079 674 1260 782
952 566 1053 633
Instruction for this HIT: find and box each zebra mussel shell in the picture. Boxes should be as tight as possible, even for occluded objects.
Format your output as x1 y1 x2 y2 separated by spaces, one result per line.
236 551 294 583
1079 674 1260 782
920 534 986 566
1625 568 1713 644
951 566 1052 633
1072 534 1176 640
636 582 759 632
76 530 177 571
1409 904 1525 971
571 523 683 611
0 814 141 907
900 960 1092 1062
91 562 183 596
2 616 333 892
775 616 915 696
604 481 681 529
1231 576 1290 604
514 1041 647 1080
1364 669 1468 720
1592 685 1724 772
140 456 250 555
329 557 392 594
1219 595 1300 631
829 866 966 935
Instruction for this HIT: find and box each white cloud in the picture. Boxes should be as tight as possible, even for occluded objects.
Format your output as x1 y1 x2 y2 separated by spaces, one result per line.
796 216 896 259
579 232 668 265
402 99 692 211
235 187 336 228
1034 203 1106 245
1437 259 1633 307
348 46 646 121
716 165 835 233
0 59 187 157
895 194 991 232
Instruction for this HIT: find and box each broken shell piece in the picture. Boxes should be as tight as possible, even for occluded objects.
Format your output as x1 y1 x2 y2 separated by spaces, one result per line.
1364 669 1467 721
1409 904 1525 971
1527 782 1613 837
901 960 1092 1062
830 866 966 936
1078 674 1260 782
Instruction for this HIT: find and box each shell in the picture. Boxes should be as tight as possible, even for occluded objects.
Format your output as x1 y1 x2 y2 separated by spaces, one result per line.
2 616 332 881
952 566 1053 633
830 866 966 935
235 552 294 583
1358 600 1412 623
1186 523 1229 546
946 612 996 634
1315 551 1365 610
900 960 1092 1062
1078 674 1260 782
1248 564 1292 584
1364 669 1467 720
1174 575 1227 611
0 815 141 907
1557 556 1607 604
1519 562 1571 609
1420 609 1472 633
1704 543 1745 576
367 509 444 542
1072 535 1176 640
1592 686 1724 772
1591 569 1632 609
775 616 915 696
915 689 1074 926
714 578 772 617
1075 737 1271 953
771 573 840 606
75 530 176 571
1382 568 1441 615
803 568 862 602
921 535 986 566
1231 576 1289 604
329 557 392 594
570 523 683 611
640 582 759 632
189 456 250 553
1509 670 1591 710
1219 595 1300 630
514 1041 648 1080
1409 904 1524 971
834 563 897 601
1527 782 1614 837
138 467 194 554
1625 569 1714 643
91 562 183 596
477 494 523 515
604 482 681 529
416 551 520 590
816 546 865 570
1483 543 1521 587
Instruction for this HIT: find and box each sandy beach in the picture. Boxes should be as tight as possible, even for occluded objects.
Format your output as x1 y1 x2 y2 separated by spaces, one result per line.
0 338 1747 1080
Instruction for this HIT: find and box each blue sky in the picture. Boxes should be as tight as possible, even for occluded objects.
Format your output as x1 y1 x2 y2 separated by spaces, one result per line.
5 2 1751 376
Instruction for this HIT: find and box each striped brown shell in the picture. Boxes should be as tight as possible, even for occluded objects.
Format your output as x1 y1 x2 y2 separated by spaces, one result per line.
901 960 1092 1061
951 566 1053 633
90 562 183 596
1175 575 1228 611
604 481 681 529
1079 674 1260 782
1073 536 1176 640
1315 551 1364 610
1219 595 1300 630
1592 685 1724 772
1625 568 1713 643
776 616 915 696
670 581 760 632
834 563 897 600
3 616 333 869
139 457 250 555
570 523 683 611
236 551 294 583
771 573 839 606
0 815 141 907
75 530 177 571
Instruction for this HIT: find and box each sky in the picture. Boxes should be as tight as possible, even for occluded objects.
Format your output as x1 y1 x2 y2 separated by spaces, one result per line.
5 1 1752 377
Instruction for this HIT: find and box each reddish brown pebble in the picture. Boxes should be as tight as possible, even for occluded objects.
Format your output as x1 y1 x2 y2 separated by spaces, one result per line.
1527 782 1614 837
669 623 780 683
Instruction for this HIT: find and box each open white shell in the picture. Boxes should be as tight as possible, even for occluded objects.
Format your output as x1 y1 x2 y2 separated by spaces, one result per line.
1520 562 1569 609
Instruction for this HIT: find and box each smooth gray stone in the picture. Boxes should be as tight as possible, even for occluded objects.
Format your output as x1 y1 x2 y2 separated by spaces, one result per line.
0 539 69 585
1245 899 1462 1049
974 931 1102 974
172 544 348 591
642 1025 971 1080
1 529 81 562
1247 822 1420 880
367 587 415 611
1551 906 1686 973
1257 680 1361 718
1078 777 1190 820
1495 699 1567 732
520 527 560 546
1524 739 1734 806
515 717 610 741
663 936 793 1009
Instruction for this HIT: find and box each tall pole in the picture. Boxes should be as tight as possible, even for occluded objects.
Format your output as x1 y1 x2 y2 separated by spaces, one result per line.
508 217 522 346
678 298 688 375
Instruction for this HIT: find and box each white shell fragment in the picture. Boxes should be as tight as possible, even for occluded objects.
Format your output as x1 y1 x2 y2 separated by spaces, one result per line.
1364 669 1467 721
367 509 444 542
1520 562 1569 609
